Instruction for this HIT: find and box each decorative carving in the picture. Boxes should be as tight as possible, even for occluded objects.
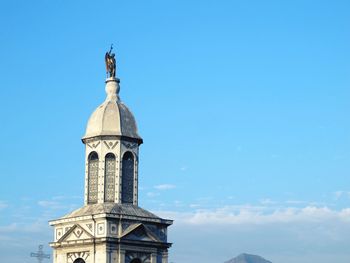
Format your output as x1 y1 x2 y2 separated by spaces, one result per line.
126 252 151 263
56 228 63 239
67 251 90 263
103 141 110 149
110 223 117 234
73 227 83 238
111 141 118 149
143 224 166 241
86 223 93 232
103 140 118 149
97 222 105 235
87 141 100 149
122 142 138 150
159 227 166 241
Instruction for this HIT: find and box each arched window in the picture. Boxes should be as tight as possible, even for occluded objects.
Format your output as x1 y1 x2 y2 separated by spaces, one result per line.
121 151 134 204
73 259 85 263
88 152 99 204
104 153 116 202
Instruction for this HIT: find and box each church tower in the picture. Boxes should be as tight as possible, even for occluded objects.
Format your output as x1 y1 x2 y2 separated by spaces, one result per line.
49 49 173 263
82 77 142 207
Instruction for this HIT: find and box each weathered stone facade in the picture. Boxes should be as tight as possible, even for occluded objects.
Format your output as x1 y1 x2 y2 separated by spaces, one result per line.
49 77 172 263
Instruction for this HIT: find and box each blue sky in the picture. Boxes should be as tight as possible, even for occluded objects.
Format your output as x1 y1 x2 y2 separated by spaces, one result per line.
0 1 349 262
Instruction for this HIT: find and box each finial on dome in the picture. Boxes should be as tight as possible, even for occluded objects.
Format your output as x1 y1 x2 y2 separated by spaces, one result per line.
105 77 120 102
105 44 116 79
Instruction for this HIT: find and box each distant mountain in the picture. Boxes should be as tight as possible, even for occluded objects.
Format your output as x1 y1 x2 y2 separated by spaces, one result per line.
224 253 272 263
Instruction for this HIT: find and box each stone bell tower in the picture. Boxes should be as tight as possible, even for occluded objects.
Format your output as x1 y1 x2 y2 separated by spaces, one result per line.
82 77 142 206
49 49 173 263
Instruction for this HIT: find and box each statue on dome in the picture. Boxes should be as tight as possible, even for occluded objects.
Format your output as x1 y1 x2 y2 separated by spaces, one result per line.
105 44 116 78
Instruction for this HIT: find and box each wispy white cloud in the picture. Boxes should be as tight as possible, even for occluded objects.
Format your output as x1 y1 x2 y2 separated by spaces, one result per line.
38 200 60 207
0 221 49 234
0 223 18 233
0 196 77 255
51 195 81 201
0 220 52 261
156 201 350 263
37 200 79 212
259 198 276 205
285 199 309 205
155 205 350 225
147 192 160 197
165 205 350 263
154 184 176 190
173 200 185 207
38 194 81 209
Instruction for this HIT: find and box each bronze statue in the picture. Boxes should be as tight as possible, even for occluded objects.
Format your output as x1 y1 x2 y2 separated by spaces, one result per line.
105 45 116 78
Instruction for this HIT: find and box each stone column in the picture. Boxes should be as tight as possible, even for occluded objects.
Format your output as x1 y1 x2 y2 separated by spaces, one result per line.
162 251 168 263
150 253 157 263
118 250 125 263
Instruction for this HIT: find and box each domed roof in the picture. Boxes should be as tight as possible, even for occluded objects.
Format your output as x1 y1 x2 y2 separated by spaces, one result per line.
83 78 142 141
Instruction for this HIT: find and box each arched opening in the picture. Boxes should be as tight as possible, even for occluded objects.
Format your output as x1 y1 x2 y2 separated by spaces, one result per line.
88 152 99 204
130 259 142 263
73 258 85 263
104 153 116 202
121 151 134 204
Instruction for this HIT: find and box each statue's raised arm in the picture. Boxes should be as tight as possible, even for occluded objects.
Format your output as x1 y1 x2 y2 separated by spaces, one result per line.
105 45 116 78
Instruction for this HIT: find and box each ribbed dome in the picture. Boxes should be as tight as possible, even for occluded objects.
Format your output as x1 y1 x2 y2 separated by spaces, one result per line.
83 78 142 141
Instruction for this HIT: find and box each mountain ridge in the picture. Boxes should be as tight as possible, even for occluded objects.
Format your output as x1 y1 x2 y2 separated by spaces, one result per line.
224 253 272 263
